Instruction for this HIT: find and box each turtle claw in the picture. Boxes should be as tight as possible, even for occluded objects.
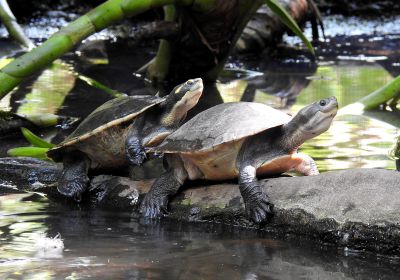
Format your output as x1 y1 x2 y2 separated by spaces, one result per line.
245 193 274 224
140 193 169 218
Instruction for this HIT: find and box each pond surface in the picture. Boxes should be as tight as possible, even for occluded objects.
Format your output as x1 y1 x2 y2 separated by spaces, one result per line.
0 13 400 280
1 193 400 279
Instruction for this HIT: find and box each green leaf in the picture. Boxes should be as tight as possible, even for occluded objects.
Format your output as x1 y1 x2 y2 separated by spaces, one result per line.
77 74 125 98
263 0 315 55
7 147 50 160
21 127 55 148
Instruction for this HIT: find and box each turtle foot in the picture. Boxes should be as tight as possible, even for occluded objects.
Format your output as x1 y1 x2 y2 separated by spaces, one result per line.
245 193 274 224
127 146 147 166
58 176 89 202
139 193 169 218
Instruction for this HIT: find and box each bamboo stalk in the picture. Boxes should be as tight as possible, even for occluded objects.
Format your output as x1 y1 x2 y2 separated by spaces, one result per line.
0 0 35 49
146 5 176 82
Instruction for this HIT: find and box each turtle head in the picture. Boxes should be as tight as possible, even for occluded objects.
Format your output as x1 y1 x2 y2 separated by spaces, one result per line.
285 96 338 146
162 78 204 126
295 96 338 136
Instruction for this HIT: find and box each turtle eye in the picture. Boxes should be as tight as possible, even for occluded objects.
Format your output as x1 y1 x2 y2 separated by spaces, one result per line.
319 99 327 106
186 80 194 86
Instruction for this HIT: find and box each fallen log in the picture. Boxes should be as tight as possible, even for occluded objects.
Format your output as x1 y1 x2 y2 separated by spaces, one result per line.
1 157 399 256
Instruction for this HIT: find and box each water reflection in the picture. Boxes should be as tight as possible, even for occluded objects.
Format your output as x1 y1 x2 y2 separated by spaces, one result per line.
1 194 400 279
217 59 398 172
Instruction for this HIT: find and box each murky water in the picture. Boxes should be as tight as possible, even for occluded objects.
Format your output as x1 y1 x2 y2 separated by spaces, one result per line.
1 12 400 280
1 193 400 279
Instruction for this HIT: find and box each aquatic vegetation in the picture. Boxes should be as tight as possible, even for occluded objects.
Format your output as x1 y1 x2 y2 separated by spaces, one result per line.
7 128 53 160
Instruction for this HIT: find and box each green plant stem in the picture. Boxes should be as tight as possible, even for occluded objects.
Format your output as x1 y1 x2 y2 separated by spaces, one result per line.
7 147 49 160
0 0 35 49
339 75 400 116
21 127 55 148
77 74 125 98
146 5 176 82
359 74 400 110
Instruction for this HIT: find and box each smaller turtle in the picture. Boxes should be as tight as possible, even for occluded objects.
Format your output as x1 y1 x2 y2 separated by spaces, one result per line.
141 97 338 223
47 78 203 201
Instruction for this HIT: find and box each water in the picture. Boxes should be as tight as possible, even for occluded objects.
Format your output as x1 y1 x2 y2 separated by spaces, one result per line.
1 193 400 279
219 61 398 172
1 13 400 279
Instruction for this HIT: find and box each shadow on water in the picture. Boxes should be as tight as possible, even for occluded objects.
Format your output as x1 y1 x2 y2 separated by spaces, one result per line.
1 194 400 279
1 13 400 279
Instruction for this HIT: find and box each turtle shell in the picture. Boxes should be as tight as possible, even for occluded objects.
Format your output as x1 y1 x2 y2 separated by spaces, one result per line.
155 102 292 153
48 95 164 158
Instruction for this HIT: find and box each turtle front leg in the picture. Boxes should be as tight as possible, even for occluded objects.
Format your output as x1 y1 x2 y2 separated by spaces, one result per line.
140 155 187 218
126 119 146 166
238 163 274 223
58 151 90 202
294 152 319 176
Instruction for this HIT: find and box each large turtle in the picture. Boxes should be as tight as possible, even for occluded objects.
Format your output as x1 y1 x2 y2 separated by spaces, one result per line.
141 97 338 223
47 78 203 201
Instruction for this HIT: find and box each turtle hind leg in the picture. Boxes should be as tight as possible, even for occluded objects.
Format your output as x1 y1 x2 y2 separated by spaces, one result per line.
293 153 319 176
58 150 90 202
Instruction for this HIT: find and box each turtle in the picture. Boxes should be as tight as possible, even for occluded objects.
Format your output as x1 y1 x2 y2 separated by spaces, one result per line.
47 78 204 201
140 97 338 223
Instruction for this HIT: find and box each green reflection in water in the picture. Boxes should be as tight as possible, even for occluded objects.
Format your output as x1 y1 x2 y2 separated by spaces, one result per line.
218 64 398 172
16 61 76 126
295 65 393 108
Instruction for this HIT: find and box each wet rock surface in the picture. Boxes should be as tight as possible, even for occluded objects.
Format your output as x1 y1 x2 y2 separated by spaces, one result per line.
0 157 399 256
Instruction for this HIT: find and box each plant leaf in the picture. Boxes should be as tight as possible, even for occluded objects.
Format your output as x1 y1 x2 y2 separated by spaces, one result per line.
263 0 315 55
7 147 50 160
21 127 55 148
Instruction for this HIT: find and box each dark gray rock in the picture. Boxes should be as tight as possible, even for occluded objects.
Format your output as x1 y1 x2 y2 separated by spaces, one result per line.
171 169 400 256
0 157 399 256
89 175 139 209
0 157 61 197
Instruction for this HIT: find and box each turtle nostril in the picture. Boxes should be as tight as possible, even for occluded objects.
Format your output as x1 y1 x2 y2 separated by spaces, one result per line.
319 100 327 106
